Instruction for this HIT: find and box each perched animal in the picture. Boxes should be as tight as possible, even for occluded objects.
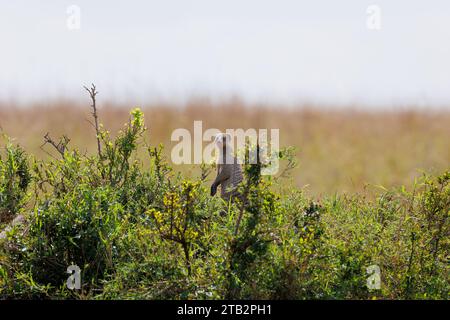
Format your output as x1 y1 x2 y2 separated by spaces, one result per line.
210 133 243 201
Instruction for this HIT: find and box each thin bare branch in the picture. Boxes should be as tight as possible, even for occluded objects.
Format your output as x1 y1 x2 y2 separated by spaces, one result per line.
41 132 70 158
84 83 102 158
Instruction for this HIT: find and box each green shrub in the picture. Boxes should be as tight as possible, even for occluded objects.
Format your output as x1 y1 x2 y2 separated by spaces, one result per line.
0 101 448 300
0 141 31 223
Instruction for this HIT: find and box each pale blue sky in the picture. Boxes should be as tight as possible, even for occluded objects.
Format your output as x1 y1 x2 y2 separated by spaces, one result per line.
1 0 450 107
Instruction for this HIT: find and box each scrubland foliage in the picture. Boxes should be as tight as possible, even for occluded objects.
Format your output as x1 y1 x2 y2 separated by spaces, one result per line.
0 141 31 224
0 104 448 300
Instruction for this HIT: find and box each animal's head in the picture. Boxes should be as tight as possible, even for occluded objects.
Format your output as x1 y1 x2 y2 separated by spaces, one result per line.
214 133 232 149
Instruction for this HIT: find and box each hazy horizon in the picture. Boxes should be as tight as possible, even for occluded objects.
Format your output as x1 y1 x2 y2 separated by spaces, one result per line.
2 0 450 108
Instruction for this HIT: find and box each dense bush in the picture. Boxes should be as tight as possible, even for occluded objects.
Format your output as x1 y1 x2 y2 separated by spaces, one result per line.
0 105 448 300
0 141 31 224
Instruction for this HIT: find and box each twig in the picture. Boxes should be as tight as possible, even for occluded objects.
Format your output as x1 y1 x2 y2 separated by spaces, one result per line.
42 132 70 158
83 83 102 158
234 141 261 236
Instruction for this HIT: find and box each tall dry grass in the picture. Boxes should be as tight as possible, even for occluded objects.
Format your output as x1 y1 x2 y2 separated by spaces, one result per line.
1 100 449 195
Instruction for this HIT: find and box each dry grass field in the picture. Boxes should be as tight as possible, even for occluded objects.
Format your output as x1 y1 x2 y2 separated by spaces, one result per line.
0 100 449 195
